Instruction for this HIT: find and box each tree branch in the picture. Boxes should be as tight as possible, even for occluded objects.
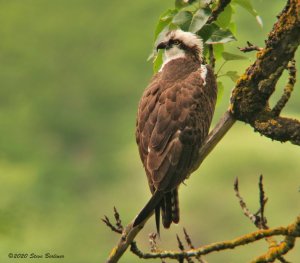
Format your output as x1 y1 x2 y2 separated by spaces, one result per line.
192 110 235 172
272 59 296 116
128 216 300 261
230 0 300 145
128 177 299 262
238 41 263 53
207 0 231 24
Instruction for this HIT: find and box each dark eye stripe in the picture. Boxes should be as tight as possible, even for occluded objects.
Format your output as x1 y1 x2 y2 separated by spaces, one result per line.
169 39 181 45
169 39 190 52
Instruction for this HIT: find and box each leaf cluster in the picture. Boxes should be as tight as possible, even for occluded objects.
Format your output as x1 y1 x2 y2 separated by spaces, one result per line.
151 0 263 102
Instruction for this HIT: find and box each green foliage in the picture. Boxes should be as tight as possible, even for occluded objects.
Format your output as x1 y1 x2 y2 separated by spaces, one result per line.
223 70 240 82
189 8 211 33
222 51 248 60
233 0 263 27
173 11 192 26
150 0 263 104
154 9 178 40
153 49 163 73
213 43 224 59
148 2 268 166
216 81 224 105
233 0 258 16
205 25 236 44
216 5 233 28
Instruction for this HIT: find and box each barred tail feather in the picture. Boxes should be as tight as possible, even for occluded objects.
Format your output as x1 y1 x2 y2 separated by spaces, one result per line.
133 189 180 234
161 188 180 228
171 188 179 224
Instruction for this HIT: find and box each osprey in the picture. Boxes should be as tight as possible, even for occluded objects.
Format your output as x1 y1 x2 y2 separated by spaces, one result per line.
134 29 217 232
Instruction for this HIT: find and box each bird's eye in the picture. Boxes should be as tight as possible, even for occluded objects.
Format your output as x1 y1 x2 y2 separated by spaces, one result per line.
173 40 180 45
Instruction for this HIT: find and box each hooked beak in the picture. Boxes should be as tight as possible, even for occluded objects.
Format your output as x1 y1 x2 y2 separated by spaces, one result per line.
156 41 168 51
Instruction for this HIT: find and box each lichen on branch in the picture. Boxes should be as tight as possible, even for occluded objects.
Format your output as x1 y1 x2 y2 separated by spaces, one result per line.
230 0 300 145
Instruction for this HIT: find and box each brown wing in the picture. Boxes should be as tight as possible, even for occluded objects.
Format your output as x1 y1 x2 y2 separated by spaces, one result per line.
136 64 217 193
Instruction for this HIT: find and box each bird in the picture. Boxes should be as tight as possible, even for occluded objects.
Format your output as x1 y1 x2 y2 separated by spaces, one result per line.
134 29 217 233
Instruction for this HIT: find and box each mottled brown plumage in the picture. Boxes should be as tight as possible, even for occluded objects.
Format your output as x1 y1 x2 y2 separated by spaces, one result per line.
134 30 217 232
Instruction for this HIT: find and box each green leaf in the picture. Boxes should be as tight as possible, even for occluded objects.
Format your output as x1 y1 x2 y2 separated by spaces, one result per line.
228 21 237 34
233 0 263 27
154 9 178 40
168 22 179 31
154 21 179 49
216 81 224 105
175 0 197 9
206 26 236 44
222 51 247 61
175 0 187 9
224 71 240 82
176 0 209 10
213 44 224 60
197 24 216 42
153 50 163 73
216 5 232 28
189 7 211 33
233 0 257 16
172 11 193 30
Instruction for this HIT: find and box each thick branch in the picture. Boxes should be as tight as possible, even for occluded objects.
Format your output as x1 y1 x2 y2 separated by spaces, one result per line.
253 113 300 145
230 0 300 144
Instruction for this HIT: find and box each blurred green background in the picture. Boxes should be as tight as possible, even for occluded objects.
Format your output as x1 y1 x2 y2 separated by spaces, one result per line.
0 1 299 262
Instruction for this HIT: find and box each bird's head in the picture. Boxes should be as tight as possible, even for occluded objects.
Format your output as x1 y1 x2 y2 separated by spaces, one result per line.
156 30 203 62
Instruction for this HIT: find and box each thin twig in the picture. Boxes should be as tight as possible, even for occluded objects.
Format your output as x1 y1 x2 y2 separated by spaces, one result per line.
238 41 262 53
102 215 123 234
235 177 289 263
114 207 123 232
272 59 297 116
257 175 268 229
176 235 187 263
184 228 208 263
234 177 258 225
149 233 158 252
207 0 231 24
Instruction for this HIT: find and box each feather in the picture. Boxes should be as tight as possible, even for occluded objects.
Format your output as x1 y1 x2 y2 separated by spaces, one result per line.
133 191 164 228
135 55 217 231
